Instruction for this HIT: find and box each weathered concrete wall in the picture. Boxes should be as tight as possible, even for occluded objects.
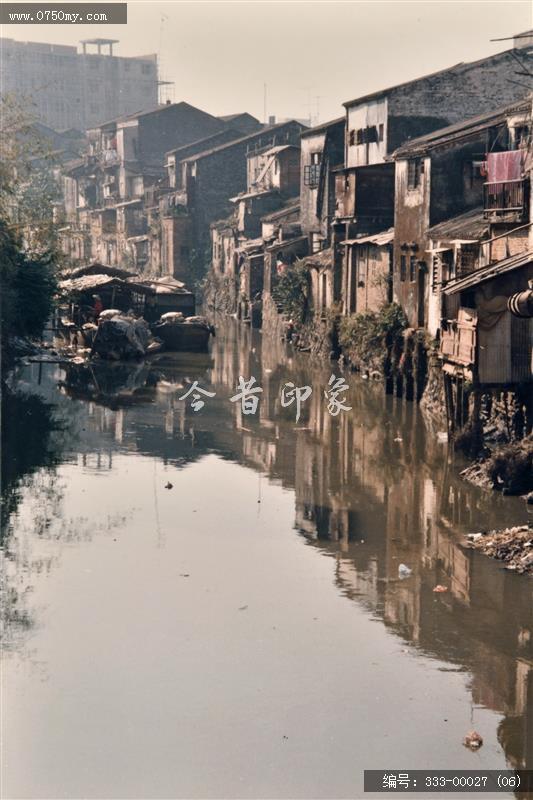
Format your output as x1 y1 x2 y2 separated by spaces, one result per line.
388 50 533 128
300 130 327 235
393 157 431 328
161 214 193 279
429 141 487 226
300 121 344 241
346 97 388 168
343 243 392 314
345 48 533 166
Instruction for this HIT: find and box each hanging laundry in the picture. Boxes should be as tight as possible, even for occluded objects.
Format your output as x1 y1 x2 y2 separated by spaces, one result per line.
486 150 523 183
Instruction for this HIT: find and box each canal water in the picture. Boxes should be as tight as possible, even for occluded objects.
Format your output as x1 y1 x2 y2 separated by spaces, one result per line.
2 320 532 799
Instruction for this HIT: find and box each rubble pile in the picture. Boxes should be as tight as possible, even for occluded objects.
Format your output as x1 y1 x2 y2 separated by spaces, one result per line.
466 525 533 574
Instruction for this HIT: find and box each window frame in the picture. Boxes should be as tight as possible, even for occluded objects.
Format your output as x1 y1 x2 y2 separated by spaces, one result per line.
407 158 423 191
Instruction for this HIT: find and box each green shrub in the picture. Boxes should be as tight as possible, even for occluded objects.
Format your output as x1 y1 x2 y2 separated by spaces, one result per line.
339 302 407 360
272 262 310 322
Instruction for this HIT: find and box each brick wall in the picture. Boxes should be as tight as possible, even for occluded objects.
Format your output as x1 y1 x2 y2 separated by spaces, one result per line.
490 225 530 262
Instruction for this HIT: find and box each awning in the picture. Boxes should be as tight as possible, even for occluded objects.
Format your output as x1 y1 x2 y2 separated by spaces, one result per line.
236 238 264 254
229 189 273 203
443 249 533 295
59 274 155 295
301 247 333 269
265 235 308 253
114 198 142 208
341 228 394 247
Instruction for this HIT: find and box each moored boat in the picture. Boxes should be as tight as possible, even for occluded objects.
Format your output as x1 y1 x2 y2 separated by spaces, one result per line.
152 314 214 353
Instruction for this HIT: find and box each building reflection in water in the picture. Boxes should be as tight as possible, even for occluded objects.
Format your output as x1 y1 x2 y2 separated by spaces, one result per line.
2 317 532 772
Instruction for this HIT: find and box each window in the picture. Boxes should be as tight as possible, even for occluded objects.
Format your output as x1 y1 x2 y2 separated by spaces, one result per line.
409 255 417 282
311 232 323 254
358 247 367 283
304 152 321 187
180 245 190 259
468 160 485 188
321 273 328 309
356 129 364 145
407 158 423 190
349 130 356 146
431 256 439 293
513 124 530 148
349 249 357 312
400 254 407 281
378 123 384 142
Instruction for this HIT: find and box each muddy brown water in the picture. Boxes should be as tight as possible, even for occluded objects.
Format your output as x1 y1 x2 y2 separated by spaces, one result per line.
2 319 532 799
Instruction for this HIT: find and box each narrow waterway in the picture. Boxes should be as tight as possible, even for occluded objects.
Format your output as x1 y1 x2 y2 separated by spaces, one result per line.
2 319 532 799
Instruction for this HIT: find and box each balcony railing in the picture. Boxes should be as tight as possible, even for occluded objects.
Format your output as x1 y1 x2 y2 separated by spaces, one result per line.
102 149 119 166
440 309 477 367
483 179 526 217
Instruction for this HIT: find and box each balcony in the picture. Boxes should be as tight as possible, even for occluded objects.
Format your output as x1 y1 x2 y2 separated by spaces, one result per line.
102 149 119 167
440 308 477 368
483 179 527 221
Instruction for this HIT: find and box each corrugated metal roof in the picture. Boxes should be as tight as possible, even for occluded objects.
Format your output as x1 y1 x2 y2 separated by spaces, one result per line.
342 228 394 246
428 208 488 242
443 249 533 295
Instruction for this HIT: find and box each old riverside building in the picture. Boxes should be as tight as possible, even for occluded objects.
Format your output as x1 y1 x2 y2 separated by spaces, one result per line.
57 31 533 442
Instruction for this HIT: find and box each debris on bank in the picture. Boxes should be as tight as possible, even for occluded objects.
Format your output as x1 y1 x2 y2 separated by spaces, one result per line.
466 525 533 574
460 435 533 496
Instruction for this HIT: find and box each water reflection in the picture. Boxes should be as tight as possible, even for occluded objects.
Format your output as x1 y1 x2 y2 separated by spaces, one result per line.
2 318 532 794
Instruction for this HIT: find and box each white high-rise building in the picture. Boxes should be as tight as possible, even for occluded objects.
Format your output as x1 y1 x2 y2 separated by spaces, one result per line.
0 37 159 131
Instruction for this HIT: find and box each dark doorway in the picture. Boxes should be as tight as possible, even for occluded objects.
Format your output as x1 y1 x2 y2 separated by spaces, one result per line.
417 263 426 328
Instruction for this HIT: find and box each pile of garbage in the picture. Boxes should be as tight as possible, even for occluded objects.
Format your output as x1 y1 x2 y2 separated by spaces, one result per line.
466 525 533 574
91 313 162 360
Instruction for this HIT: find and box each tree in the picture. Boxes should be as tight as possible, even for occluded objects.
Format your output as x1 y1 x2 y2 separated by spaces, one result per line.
0 94 60 361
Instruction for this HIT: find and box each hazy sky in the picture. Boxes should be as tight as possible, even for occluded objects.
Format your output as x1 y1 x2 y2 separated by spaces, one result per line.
3 1 532 123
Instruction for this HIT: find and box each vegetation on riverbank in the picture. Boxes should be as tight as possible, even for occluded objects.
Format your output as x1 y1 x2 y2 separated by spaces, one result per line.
461 434 533 496
0 95 61 367
338 302 408 373
271 262 310 323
